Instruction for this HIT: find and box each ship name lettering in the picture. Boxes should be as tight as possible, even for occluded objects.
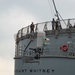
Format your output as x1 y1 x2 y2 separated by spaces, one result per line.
15 69 55 73
29 69 55 73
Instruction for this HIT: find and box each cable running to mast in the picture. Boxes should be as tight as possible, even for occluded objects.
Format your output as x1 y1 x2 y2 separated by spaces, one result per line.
52 0 59 20
48 0 54 19
52 0 67 26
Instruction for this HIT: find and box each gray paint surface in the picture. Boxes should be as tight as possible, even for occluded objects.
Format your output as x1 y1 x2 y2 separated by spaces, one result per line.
14 27 75 75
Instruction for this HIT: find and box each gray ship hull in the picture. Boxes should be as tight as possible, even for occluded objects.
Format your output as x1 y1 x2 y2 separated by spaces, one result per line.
14 19 75 75
15 57 75 75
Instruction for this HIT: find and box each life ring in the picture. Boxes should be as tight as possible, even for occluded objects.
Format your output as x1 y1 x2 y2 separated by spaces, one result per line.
60 44 68 52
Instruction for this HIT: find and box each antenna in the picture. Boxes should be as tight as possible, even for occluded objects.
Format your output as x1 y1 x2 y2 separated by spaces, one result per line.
52 0 59 20
52 0 67 26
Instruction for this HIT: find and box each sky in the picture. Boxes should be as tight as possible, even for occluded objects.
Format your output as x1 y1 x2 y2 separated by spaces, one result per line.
0 0 75 75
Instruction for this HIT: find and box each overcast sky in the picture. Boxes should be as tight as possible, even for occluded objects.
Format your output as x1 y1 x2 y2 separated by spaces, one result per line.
0 0 75 75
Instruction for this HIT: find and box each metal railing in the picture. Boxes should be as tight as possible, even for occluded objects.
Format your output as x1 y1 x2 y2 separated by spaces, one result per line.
15 18 75 40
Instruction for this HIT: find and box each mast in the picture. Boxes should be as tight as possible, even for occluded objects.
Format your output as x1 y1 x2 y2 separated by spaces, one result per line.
52 0 67 26
52 0 59 20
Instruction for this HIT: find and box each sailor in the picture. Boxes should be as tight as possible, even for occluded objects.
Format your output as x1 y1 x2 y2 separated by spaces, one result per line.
67 19 72 28
69 24 72 28
74 23 75 28
59 24 62 29
55 19 58 30
58 22 62 29
30 22 35 33
52 18 55 30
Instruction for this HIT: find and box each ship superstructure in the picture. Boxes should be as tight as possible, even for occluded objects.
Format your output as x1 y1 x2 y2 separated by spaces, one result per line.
14 19 75 75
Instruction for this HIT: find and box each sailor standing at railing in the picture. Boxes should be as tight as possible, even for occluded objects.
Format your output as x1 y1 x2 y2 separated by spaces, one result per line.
67 19 72 28
55 19 59 30
55 19 62 30
30 22 35 33
52 18 55 30
74 23 75 28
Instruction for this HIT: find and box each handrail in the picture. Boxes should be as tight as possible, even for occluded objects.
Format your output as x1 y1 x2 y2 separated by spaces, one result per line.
15 18 75 40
